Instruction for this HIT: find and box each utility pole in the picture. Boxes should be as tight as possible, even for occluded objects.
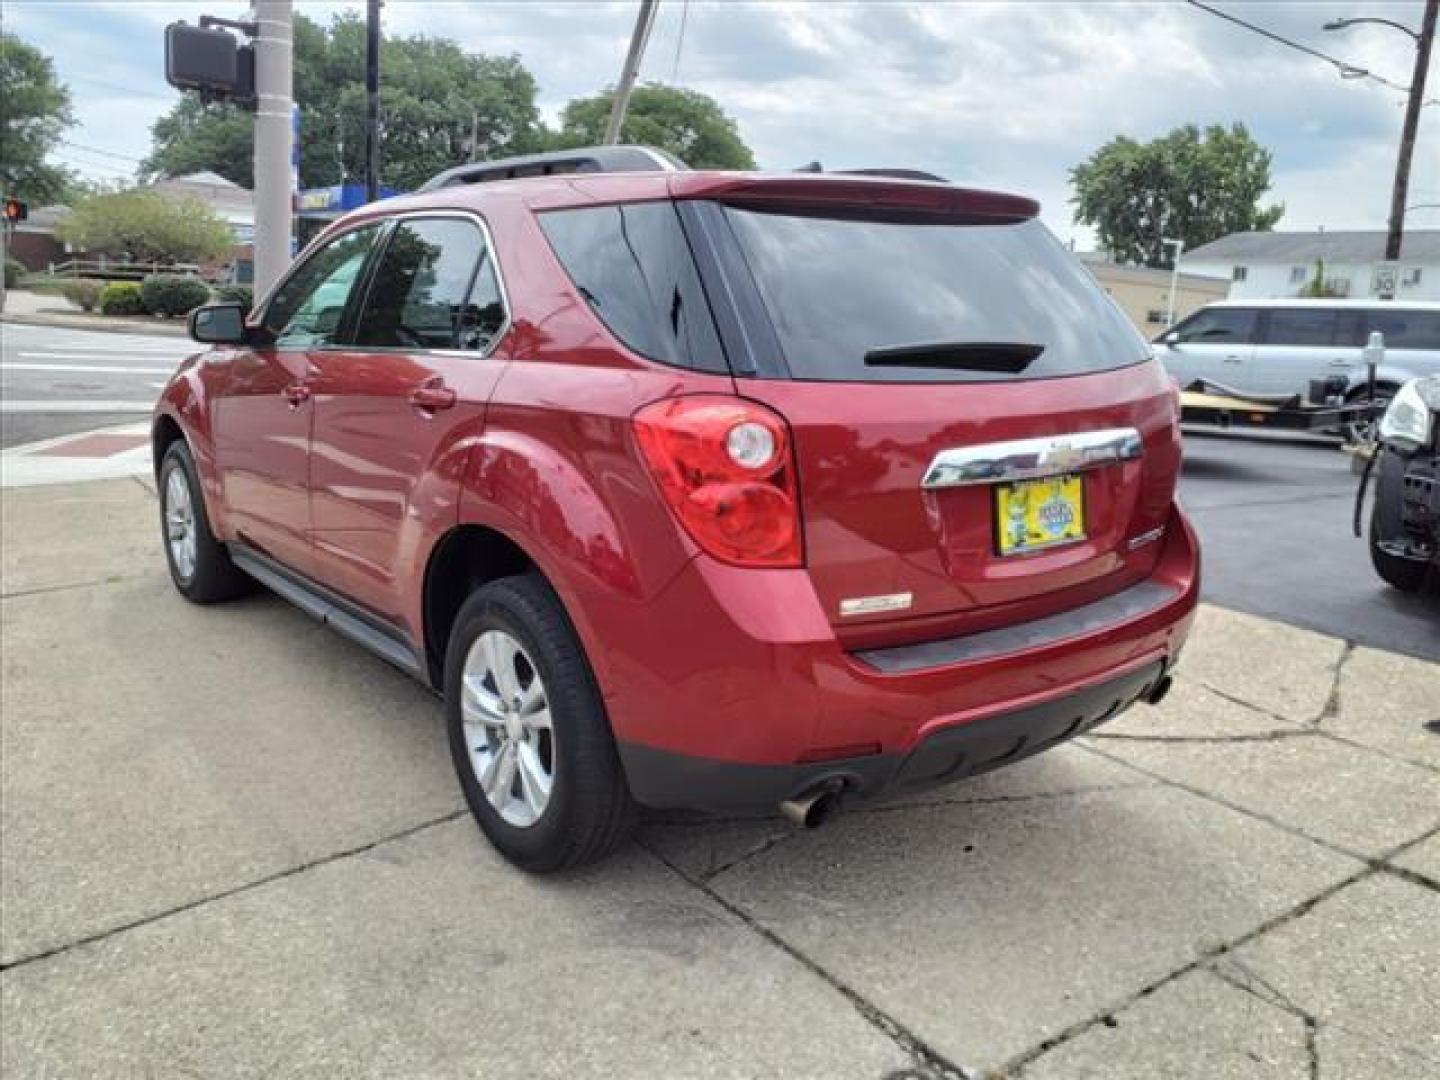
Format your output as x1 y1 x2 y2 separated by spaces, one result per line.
604 0 658 145
1387 0 1436 261
365 0 382 202
253 0 294 297
1326 0 1437 264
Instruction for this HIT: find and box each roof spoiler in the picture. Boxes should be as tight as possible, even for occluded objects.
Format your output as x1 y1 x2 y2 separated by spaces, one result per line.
418 145 688 192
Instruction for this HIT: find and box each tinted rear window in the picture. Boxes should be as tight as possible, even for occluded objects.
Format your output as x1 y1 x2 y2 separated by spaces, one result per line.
1368 309 1440 350
722 209 1148 382
537 202 726 373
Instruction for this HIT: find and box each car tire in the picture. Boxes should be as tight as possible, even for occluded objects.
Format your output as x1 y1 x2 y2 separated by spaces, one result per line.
445 573 636 872
158 440 252 603
1368 505 1429 593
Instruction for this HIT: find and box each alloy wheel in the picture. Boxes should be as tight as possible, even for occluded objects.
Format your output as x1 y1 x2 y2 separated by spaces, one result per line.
461 630 555 827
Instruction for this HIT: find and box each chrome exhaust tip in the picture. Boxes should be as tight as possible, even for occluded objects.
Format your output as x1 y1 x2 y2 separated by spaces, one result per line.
780 781 845 829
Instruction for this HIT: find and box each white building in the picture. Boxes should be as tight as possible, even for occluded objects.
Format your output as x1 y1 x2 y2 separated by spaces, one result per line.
1181 230 1440 301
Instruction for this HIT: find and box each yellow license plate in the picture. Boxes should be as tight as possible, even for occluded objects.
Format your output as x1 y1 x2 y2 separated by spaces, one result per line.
995 474 1086 555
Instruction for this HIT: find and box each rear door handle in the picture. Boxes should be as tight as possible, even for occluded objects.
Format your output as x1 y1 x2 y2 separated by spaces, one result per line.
1223 354 1242 363
283 383 312 407
409 381 456 413
1329 358 1353 367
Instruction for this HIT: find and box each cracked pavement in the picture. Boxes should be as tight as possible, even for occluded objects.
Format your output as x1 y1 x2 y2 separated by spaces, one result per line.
2 479 1437 1078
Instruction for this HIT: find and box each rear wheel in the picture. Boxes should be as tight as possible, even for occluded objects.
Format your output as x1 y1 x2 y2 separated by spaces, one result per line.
158 440 251 603
445 574 635 871
1369 505 1429 593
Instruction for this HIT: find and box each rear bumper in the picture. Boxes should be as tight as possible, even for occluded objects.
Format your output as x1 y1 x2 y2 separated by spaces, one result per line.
620 657 1168 809
598 502 1199 811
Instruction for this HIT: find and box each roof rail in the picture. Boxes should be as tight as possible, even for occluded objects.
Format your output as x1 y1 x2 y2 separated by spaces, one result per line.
418 145 687 192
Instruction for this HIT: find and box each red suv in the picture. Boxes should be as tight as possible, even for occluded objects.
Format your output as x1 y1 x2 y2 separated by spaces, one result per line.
155 146 1199 870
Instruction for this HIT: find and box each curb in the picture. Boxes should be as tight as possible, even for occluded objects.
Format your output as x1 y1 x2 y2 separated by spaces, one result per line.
0 312 190 338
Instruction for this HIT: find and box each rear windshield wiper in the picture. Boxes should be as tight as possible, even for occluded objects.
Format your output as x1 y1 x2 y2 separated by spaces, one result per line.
863 341 1044 373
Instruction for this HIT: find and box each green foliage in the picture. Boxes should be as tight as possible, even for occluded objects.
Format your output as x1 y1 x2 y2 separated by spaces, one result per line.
0 32 75 204
98 281 145 317
213 283 254 311
141 273 211 317
4 256 24 288
58 189 232 264
60 278 102 312
144 13 545 192
553 83 755 169
1071 123 1284 269
1297 259 1345 298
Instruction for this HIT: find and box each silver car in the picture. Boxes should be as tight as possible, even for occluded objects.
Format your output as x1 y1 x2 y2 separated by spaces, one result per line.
1153 299 1440 412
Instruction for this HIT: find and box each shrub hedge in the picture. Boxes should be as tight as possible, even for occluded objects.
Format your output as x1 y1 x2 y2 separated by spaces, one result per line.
4 256 25 289
212 283 254 311
99 281 145 317
61 278 104 312
141 273 211 318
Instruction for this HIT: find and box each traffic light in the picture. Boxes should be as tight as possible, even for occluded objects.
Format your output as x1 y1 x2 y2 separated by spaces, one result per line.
3 198 27 224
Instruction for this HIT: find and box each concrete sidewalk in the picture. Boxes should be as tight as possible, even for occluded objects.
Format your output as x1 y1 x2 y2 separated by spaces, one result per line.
2 288 189 337
2 479 1436 1078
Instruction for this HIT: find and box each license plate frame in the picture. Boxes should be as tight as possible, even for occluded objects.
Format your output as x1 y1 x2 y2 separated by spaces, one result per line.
994 473 1086 556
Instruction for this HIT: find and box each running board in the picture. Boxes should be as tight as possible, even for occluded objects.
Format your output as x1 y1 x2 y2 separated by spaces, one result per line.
229 545 426 681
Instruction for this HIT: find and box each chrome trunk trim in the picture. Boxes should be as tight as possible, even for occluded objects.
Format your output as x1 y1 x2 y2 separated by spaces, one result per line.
921 427 1143 489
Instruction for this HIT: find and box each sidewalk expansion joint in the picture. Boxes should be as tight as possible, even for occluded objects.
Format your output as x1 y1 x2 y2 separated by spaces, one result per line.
1 575 150 602
1001 863 1380 1078
850 781 1158 816
1316 640 1356 727
1207 961 1321 1080
0 809 466 974
638 838 973 1080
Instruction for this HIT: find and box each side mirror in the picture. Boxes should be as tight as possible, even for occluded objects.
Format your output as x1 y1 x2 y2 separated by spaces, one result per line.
189 302 249 345
1161 330 1181 346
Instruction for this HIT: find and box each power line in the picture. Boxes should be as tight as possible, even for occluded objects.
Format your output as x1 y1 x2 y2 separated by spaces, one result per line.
1185 0 1411 94
671 0 690 84
57 139 144 164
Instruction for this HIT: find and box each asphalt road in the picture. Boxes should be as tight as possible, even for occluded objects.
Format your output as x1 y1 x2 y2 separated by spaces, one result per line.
0 323 191 448
1179 429 1438 661
1 321 1433 657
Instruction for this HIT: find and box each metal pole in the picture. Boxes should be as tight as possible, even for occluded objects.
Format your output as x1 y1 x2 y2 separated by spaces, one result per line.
1163 238 1184 326
365 0 382 202
1385 0 1437 262
604 0 658 145
253 0 294 298
1 222 9 316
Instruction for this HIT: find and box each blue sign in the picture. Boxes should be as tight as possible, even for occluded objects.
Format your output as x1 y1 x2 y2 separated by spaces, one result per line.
295 183 400 217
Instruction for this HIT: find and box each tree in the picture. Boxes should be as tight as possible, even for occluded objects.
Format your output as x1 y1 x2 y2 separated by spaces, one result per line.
142 13 543 192
1071 123 1283 269
0 32 75 204
58 189 233 263
553 83 755 169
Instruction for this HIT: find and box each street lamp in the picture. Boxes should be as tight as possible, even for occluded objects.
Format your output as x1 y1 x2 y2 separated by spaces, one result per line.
1162 237 1185 327
1324 1 1437 262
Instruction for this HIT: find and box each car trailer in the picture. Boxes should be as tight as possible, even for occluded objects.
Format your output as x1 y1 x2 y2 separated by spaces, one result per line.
1179 387 1371 434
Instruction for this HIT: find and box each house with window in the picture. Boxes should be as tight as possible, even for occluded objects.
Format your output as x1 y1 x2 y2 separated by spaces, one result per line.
1076 254 1228 332
1181 229 1439 301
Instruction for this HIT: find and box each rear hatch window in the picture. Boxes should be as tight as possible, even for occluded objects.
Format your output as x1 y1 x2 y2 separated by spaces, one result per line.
722 208 1148 382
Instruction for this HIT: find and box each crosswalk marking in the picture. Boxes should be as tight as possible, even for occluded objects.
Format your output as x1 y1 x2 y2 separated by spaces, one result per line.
4 362 177 375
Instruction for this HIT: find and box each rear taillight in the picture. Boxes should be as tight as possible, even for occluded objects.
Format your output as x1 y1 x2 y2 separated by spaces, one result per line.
633 395 802 568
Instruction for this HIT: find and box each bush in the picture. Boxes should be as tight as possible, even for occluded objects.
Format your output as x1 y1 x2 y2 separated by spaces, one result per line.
141 273 211 318
212 284 254 312
61 278 104 312
4 256 24 289
99 281 145 317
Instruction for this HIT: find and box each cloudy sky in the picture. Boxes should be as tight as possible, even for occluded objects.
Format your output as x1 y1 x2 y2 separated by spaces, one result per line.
6 0 1438 246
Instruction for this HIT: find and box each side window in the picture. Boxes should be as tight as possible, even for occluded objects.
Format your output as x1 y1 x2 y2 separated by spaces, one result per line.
1367 310 1440 350
1173 307 1255 344
537 202 726 373
1265 308 1338 347
355 218 504 351
265 225 381 348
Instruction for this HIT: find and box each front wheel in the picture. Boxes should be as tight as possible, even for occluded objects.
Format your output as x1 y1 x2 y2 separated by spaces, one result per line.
445 574 636 871
158 440 251 603
1369 506 1429 593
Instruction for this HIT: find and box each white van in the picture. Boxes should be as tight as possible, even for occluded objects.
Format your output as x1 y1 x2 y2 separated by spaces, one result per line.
1153 299 1440 410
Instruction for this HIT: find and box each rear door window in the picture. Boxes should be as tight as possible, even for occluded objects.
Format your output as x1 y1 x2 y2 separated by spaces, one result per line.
720 210 1148 382
1366 309 1440 350
1263 308 1340 346
355 217 505 351
1171 306 1257 344
537 202 726 373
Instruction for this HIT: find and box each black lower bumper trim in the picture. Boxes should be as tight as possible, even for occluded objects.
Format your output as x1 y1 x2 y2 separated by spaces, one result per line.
619 659 1168 812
